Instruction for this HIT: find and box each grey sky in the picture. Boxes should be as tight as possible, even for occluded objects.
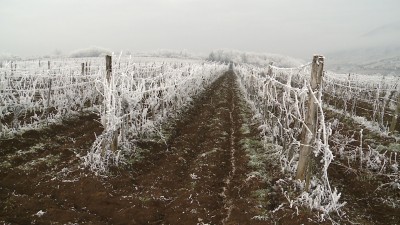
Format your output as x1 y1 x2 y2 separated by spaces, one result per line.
1 0 399 59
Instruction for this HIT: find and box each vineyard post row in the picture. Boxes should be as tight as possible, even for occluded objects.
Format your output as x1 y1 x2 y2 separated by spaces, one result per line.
0 58 103 138
390 93 400 132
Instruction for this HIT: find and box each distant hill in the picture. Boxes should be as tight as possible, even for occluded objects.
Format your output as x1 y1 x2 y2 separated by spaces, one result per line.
326 22 400 75
326 46 400 75
362 22 400 38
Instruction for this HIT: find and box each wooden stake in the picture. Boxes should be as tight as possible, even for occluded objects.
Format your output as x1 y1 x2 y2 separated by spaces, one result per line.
47 61 51 109
296 55 324 188
81 63 85 75
390 93 400 133
46 78 52 126
106 55 112 83
105 55 119 152
267 62 274 76
111 130 118 152
47 79 52 109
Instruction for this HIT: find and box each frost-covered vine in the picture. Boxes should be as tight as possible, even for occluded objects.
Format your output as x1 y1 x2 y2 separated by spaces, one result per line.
235 62 345 219
83 57 226 172
324 71 399 133
0 60 102 137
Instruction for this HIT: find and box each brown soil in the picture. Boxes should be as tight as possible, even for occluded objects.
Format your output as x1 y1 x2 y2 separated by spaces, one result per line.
1 71 399 225
0 72 268 224
324 110 400 225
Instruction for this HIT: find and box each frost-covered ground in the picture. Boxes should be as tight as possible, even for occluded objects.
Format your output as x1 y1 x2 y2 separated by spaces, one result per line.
1 55 400 224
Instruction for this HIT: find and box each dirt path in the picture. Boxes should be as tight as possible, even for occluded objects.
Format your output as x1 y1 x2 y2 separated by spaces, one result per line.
127 71 259 224
0 71 268 224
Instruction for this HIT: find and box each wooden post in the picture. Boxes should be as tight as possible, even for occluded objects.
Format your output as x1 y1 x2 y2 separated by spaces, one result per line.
45 61 52 124
390 93 400 133
111 130 118 152
85 62 88 75
45 78 52 126
81 63 85 75
105 55 118 152
296 55 324 188
47 79 52 109
372 86 380 122
106 55 112 83
267 62 274 76
47 60 52 110
0 118 2 137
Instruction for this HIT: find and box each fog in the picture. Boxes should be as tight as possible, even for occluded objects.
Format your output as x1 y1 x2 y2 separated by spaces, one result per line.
1 0 399 60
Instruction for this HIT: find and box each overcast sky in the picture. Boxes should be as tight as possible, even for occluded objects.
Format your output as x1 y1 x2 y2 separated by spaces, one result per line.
1 0 399 59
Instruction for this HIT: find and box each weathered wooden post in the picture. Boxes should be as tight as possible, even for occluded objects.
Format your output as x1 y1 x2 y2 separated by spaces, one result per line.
390 93 400 133
46 60 52 125
47 79 52 110
85 62 88 75
47 60 52 111
229 61 234 71
267 62 274 76
111 130 118 152
0 118 2 137
105 55 119 152
81 63 85 75
106 55 112 83
372 85 380 122
296 55 324 189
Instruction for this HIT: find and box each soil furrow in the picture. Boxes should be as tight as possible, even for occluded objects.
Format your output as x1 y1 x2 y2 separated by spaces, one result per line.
1 71 265 224
221 79 236 225
131 72 239 224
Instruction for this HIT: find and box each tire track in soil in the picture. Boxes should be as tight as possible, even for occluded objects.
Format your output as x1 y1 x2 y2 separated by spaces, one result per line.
131 71 254 224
